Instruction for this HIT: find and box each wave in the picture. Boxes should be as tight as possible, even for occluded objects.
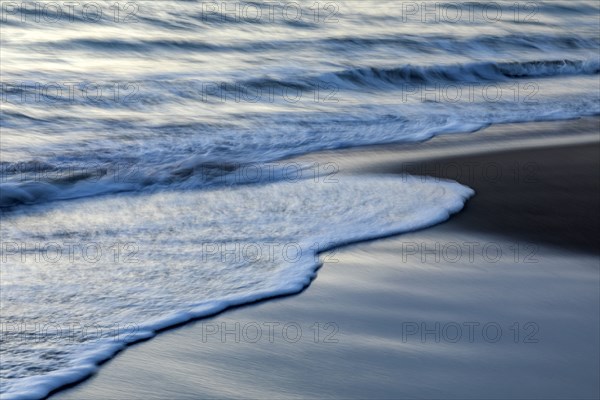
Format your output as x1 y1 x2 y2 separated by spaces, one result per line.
239 59 600 91
0 159 340 208
0 175 474 399
3 58 596 111
37 33 600 55
3 106 599 210
323 33 600 53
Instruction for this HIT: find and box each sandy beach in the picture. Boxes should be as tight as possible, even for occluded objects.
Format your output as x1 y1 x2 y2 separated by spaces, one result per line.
51 118 600 399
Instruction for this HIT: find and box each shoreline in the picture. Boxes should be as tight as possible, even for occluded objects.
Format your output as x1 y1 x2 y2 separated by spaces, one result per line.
52 117 600 399
294 116 600 253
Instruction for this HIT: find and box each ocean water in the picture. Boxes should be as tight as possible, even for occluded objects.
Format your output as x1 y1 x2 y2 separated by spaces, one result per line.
0 1 599 398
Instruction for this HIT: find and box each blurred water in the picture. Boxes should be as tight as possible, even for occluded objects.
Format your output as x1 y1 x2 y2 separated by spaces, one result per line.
0 1 599 398
1 0 599 205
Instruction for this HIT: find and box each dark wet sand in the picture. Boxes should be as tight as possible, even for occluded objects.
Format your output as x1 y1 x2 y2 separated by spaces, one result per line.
375 142 600 253
53 118 600 399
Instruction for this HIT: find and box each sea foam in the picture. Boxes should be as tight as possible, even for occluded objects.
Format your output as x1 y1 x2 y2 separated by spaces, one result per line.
1 174 473 399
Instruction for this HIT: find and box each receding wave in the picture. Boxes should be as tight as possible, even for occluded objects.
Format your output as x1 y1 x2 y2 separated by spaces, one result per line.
1 175 474 399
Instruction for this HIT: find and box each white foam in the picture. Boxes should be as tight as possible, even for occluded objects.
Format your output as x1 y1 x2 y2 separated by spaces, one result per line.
0 174 473 399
